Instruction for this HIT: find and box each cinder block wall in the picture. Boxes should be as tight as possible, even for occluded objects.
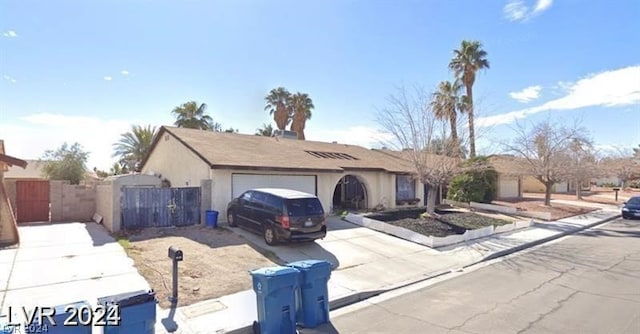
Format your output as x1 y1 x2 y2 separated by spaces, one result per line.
50 180 96 222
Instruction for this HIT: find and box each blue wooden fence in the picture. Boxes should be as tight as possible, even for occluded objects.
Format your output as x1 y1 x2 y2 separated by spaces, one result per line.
121 187 201 229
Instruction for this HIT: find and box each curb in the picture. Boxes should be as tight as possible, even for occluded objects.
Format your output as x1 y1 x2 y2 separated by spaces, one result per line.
482 213 621 262
227 213 620 334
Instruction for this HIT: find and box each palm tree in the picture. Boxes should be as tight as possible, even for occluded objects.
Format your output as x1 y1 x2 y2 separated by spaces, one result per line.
289 92 314 140
112 124 157 171
431 80 462 157
255 123 275 136
171 101 214 130
449 40 490 158
264 87 292 130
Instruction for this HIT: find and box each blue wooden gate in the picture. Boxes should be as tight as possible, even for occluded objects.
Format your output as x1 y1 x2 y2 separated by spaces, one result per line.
121 187 201 229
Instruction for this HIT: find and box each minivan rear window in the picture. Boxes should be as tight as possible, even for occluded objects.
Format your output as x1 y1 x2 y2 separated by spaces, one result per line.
286 198 324 216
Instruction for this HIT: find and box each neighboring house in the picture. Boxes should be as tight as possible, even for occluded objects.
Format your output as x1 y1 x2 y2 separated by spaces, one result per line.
140 126 426 222
3 159 47 181
0 139 27 246
488 155 523 198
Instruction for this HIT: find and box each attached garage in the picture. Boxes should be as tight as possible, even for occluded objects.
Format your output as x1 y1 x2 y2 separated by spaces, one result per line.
498 176 520 198
231 173 317 198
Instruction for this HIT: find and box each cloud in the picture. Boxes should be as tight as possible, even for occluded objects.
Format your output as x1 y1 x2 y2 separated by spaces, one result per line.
120 70 129 75
3 75 17 83
477 65 640 127
103 76 112 81
306 126 395 148
0 113 135 170
509 85 542 103
2 30 17 38
504 0 553 22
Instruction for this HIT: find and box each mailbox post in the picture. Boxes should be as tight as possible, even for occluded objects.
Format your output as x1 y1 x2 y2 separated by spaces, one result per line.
613 187 621 202
168 246 183 305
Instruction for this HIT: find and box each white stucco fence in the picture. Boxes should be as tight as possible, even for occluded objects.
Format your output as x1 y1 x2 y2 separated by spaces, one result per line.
345 213 533 248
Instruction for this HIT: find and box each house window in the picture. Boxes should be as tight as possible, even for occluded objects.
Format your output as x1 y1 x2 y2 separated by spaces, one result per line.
396 175 415 200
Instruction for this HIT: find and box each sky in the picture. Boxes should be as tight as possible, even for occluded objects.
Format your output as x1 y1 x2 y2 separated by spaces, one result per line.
1 0 639 171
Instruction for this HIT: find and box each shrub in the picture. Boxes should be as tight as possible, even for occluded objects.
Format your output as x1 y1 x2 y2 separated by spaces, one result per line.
447 156 498 203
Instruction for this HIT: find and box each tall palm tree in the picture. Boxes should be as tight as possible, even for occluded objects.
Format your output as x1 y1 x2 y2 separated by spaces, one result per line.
171 101 214 130
264 87 292 130
431 80 462 157
112 124 157 170
255 123 275 136
289 92 314 140
449 40 490 158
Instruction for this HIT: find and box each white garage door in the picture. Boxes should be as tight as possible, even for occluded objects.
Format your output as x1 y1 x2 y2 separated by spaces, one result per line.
231 174 317 199
500 177 520 198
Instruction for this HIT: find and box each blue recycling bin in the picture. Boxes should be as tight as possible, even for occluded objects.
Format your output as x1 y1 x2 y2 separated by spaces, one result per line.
288 260 332 328
25 301 92 334
0 315 17 334
206 210 219 228
250 266 300 334
98 290 157 334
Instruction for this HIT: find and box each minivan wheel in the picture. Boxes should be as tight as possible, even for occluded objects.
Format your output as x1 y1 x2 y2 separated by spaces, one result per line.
227 211 237 227
264 226 277 246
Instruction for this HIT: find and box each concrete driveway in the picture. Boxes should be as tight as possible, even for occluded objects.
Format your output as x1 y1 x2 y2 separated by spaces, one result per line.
228 216 482 301
0 222 150 319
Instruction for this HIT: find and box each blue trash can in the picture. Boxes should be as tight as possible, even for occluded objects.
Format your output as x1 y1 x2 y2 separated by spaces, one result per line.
206 210 219 228
250 266 300 334
25 301 92 334
287 260 332 328
98 290 157 334
0 315 17 334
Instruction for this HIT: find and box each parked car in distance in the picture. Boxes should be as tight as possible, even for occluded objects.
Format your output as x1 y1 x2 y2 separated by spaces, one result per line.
226 188 327 245
621 196 640 219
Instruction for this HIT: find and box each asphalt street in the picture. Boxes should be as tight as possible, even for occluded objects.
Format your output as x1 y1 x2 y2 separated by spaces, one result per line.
328 218 640 334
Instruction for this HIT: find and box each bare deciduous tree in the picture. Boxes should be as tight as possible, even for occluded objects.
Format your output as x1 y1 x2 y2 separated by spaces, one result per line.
565 138 600 200
600 149 640 188
376 85 464 215
503 119 590 206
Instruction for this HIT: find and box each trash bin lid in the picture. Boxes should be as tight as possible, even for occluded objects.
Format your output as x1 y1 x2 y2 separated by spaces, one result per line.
287 259 332 271
98 290 156 308
250 266 299 277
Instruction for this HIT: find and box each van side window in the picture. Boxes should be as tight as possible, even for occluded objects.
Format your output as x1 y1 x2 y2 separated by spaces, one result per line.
252 192 267 206
241 191 252 201
265 194 284 213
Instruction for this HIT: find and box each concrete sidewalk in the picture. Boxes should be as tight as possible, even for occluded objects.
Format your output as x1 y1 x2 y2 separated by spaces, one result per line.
154 205 621 334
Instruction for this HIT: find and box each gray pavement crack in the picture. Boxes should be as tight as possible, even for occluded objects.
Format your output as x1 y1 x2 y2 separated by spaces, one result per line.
448 267 574 332
516 290 580 334
553 283 640 304
599 251 640 272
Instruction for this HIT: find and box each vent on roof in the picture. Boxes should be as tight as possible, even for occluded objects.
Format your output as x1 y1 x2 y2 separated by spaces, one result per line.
272 129 299 139
305 151 359 160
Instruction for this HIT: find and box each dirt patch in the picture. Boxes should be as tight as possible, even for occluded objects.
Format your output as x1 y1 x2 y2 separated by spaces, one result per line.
390 218 461 237
117 225 277 308
493 197 598 220
369 209 511 238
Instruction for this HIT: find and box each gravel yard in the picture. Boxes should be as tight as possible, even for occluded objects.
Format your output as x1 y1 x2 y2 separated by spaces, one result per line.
117 225 276 308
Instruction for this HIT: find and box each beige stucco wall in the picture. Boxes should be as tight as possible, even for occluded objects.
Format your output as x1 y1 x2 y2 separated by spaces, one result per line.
141 133 210 187
95 183 114 231
522 176 570 193
209 169 422 223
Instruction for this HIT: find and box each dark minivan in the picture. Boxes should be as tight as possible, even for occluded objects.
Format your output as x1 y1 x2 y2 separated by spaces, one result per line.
226 188 327 245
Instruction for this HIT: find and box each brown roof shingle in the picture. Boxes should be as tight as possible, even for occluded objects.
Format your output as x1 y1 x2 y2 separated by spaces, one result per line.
145 126 414 173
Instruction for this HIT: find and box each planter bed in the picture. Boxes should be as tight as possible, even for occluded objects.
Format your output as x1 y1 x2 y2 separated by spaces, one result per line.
347 208 532 248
